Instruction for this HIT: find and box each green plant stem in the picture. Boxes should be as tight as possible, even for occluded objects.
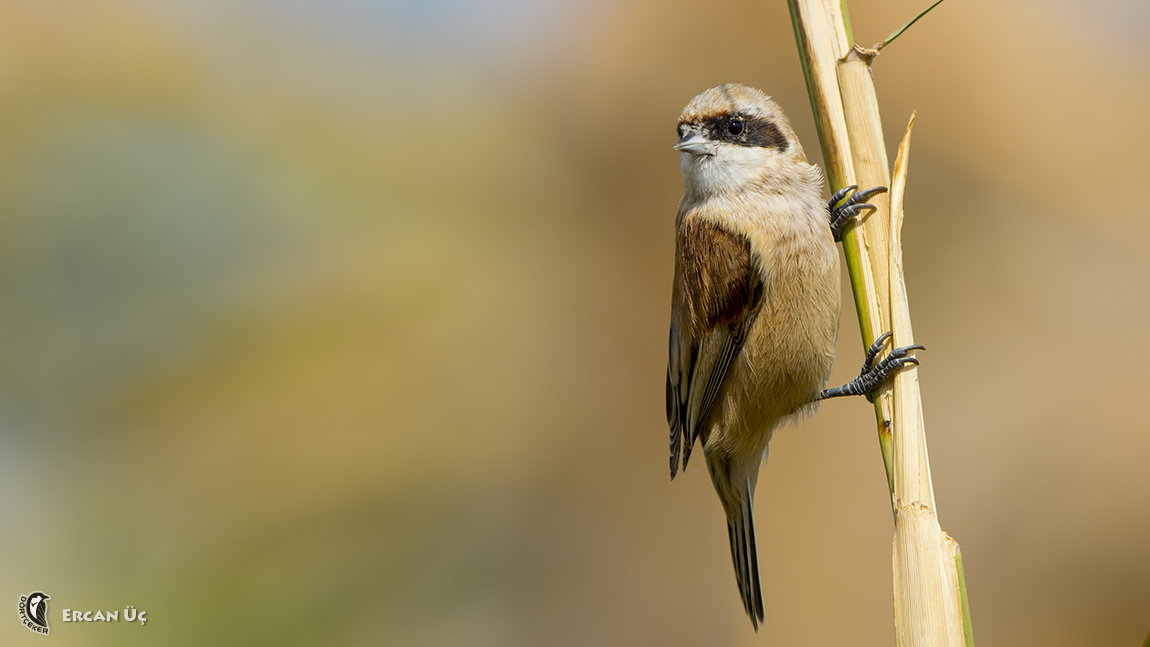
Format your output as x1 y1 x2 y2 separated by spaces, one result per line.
788 0 895 502
956 549 974 647
877 0 948 50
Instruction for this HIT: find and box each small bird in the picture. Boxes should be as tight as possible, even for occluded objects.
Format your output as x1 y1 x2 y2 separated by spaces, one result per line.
27 592 49 629
665 84 921 629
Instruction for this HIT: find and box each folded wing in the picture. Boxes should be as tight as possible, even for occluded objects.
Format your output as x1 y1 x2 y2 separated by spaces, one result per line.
667 218 764 478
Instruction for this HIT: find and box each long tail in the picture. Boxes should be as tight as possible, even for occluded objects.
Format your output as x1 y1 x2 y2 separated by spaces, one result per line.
726 494 765 630
708 453 766 630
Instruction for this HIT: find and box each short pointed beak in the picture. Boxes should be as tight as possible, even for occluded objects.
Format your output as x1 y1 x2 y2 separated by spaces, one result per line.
674 132 716 157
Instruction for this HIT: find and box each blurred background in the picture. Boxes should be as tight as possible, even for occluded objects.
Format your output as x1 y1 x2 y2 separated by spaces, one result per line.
1 0 1147 645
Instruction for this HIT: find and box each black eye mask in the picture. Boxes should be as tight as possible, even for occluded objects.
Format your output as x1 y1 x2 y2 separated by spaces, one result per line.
700 114 789 152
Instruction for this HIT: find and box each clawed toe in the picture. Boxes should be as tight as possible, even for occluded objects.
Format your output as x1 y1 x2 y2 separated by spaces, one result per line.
861 342 925 401
885 344 927 361
828 185 888 242
819 332 924 402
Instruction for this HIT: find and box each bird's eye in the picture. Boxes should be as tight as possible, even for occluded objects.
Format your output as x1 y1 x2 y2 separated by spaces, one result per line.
677 124 687 138
728 120 745 136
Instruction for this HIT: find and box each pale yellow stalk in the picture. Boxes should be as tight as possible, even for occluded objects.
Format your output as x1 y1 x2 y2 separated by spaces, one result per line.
888 115 965 647
786 1 974 644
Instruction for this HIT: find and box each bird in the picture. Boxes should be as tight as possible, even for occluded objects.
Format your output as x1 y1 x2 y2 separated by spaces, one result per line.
665 83 922 629
27 592 49 629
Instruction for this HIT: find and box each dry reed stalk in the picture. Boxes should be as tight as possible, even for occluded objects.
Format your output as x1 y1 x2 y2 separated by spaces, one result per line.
785 1 974 644
788 0 896 498
888 116 967 647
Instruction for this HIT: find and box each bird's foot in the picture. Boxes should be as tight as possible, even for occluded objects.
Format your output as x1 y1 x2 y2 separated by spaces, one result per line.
820 331 924 402
827 185 887 242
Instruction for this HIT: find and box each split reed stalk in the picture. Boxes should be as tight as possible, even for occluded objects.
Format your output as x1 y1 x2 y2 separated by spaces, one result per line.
785 1 974 645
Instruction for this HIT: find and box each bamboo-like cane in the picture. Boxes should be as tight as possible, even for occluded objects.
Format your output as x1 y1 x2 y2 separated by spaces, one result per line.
786 1 973 644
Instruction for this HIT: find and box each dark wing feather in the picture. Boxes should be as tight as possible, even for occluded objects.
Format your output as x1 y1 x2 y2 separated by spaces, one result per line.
666 218 763 478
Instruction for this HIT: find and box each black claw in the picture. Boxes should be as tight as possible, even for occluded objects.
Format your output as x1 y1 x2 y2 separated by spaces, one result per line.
850 187 888 204
819 332 923 402
837 203 878 220
828 185 888 242
870 331 894 346
882 356 918 371
862 331 893 373
828 185 857 211
886 344 926 360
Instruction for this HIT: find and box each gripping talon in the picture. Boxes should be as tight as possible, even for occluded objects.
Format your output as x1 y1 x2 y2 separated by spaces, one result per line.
833 203 878 223
828 185 888 242
819 333 923 402
827 185 857 211
885 344 926 360
849 187 887 205
862 331 893 373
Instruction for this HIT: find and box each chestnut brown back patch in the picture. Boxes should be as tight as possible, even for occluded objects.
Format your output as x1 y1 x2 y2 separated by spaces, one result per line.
678 219 764 332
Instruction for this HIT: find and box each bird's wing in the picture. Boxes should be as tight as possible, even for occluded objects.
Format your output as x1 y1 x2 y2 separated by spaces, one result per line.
667 217 763 478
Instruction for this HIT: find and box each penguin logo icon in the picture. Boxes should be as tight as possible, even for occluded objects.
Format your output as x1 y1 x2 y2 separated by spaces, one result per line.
17 591 50 635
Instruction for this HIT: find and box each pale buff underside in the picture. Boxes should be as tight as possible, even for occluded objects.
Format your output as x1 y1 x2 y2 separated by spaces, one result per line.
681 182 840 475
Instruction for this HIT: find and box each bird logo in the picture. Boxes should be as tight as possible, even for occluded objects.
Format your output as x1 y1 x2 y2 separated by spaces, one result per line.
17 591 50 635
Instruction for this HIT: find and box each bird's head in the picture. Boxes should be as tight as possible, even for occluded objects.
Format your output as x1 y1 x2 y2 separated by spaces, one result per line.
675 84 808 199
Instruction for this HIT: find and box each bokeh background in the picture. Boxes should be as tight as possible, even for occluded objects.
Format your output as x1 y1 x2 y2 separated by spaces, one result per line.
1 0 1147 645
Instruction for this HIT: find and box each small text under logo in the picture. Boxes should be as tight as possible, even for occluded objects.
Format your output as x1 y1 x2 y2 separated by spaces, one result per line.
17 591 50 635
